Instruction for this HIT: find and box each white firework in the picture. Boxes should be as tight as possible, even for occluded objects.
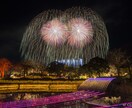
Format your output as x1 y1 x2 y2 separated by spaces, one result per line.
40 18 67 46
67 18 93 47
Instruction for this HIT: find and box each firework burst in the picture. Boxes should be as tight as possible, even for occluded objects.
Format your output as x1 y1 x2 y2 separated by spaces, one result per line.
40 18 67 46
67 18 93 48
20 7 109 66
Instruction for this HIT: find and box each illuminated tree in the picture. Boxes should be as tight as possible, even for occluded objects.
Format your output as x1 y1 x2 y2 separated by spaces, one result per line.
87 57 109 77
20 60 46 78
63 66 78 79
79 64 92 77
127 60 132 79
20 60 35 78
12 63 24 77
46 61 64 75
13 63 23 72
107 49 129 77
120 57 132 79
0 58 12 78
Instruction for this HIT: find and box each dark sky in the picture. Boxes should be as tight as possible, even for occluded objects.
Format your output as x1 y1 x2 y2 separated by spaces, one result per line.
0 0 131 62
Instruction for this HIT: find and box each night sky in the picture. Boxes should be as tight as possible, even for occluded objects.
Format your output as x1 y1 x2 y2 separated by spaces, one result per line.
0 0 131 62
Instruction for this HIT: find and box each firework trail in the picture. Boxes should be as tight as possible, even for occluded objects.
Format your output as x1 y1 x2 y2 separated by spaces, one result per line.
20 7 109 66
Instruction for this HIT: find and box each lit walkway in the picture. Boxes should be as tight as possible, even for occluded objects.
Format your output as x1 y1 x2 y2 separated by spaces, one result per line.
0 90 105 108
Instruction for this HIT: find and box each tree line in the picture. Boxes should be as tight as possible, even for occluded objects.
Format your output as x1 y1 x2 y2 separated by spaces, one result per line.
0 49 131 79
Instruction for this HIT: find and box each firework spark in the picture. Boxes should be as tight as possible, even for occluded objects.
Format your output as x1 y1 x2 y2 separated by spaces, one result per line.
40 18 67 46
67 18 93 47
